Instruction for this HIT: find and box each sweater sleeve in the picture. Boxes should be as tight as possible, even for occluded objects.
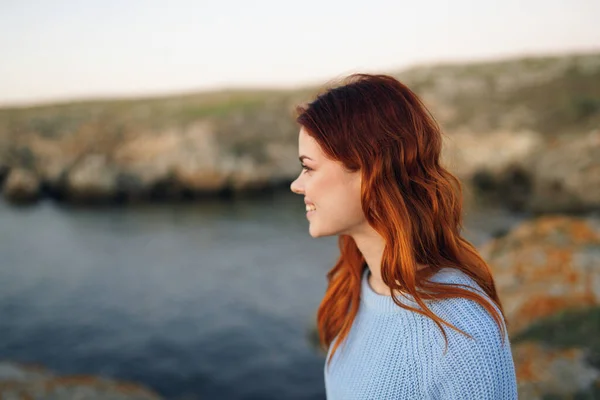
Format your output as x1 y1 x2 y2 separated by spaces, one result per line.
428 297 518 400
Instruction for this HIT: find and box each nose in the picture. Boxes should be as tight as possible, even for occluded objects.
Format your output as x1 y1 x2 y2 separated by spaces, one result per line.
290 176 304 195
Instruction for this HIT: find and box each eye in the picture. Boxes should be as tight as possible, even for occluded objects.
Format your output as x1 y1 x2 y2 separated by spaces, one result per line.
301 163 313 173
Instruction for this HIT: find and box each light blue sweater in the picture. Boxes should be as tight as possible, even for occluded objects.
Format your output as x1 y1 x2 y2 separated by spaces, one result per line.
324 267 518 399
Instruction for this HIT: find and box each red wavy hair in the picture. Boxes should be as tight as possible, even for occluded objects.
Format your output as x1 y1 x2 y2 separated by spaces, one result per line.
295 74 508 366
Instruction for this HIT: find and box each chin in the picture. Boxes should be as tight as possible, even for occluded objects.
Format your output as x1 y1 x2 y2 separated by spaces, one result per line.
309 224 341 238
308 226 321 238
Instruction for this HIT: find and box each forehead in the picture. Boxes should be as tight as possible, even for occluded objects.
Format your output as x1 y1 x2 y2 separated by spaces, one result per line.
298 127 323 157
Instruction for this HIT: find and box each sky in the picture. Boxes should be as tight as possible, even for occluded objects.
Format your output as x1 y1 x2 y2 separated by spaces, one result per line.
0 0 599 106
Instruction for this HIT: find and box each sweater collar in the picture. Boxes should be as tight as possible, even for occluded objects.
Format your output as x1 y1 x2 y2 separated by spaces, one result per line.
360 267 458 313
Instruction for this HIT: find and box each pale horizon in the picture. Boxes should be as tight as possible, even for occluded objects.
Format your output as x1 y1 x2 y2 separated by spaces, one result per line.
1 0 599 107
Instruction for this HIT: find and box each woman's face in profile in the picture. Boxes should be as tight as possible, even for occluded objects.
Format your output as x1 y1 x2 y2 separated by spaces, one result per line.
290 127 366 238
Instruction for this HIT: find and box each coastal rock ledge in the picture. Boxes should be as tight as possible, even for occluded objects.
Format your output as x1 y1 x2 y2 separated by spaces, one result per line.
0 361 164 400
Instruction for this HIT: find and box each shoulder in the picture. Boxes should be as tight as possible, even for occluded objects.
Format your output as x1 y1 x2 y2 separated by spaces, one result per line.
419 270 517 398
423 268 509 349
422 271 518 398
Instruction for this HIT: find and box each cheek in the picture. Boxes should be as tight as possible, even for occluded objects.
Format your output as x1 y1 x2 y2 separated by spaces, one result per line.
342 175 363 217
305 171 327 194
306 167 361 213
322 174 362 213
345 186 363 216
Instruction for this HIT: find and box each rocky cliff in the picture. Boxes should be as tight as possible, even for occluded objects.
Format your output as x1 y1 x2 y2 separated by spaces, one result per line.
1 52 599 212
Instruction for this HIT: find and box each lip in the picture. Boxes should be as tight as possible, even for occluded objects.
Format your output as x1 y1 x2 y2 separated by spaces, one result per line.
305 199 316 218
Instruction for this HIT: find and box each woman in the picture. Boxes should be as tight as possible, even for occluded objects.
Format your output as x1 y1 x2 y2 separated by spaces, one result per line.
290 74 518 399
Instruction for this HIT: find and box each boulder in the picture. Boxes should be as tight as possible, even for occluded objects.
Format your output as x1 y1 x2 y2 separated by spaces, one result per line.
441 130 600 214
2 168 41 204
113 122 226 196
510 304 600 399
528 130 600 213
512 341 600 399
65 154 119 202
441 130 542 210
442 130 543 180
480 216 600 335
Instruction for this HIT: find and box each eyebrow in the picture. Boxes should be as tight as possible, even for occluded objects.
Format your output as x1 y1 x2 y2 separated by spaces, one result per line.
299 155 314 163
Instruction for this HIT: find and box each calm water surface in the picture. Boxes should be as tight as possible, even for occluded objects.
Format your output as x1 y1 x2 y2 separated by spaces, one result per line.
0 191 527 399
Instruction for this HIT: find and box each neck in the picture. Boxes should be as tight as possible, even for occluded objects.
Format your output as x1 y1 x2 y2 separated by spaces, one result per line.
350 225 429 297
350 226 389 295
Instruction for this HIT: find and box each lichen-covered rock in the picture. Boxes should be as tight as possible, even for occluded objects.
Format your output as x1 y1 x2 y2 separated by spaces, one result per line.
0 361 163 400
2 168 41 204
510 305 600 399
481 216 600 335
512 341 600 399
